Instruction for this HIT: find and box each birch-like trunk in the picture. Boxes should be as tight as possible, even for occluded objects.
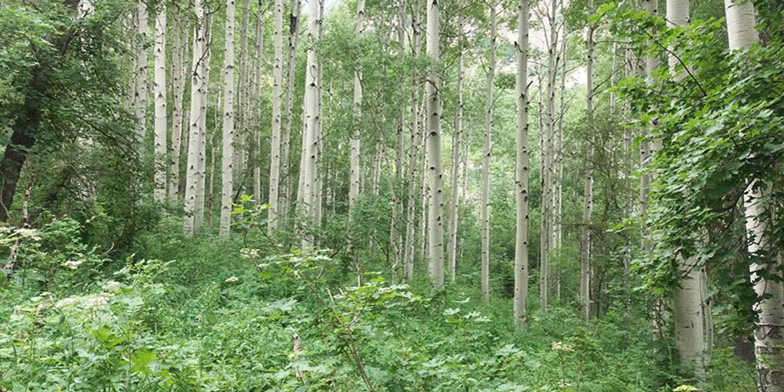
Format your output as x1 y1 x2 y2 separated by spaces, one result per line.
541 0 559 311
134 1 149 140
580 0 595 321
252 0 264 203
725 2 784 389
480 1 496 302
299 0 322 249
447 29 463 283
349 0 365 216
235 0 251 184
281 0 302 222
426 0 444 290
194 19 211 230
153 3 167 203
268 0 284 231
403 3 422 282
184 2 207 235
514 0 530 329
169 17 186 201
220 0 237 237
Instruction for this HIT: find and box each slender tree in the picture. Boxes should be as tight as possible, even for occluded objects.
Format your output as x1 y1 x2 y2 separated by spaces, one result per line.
580 0 595 321
447 14 464 283
220 0 237 237
724 1 784 389
425 0 444 290
153 2 167 203
268 0 284 232
349 0 365 217
514 0 530 329
480 0 497 303
184 0 207 234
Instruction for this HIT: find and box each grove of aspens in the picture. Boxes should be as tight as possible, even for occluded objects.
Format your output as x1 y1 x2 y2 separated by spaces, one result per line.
1 0 782 390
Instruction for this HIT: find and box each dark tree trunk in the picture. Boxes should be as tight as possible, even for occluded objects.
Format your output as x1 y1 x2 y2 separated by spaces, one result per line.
0 68 44 222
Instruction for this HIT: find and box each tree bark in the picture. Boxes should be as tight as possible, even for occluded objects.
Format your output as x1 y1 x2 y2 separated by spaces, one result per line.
447 21 464 283
183 2 207 235
153 3 167 203
480 0 497 303
514 0 530 329
268 0 284 231
220 0 237 237
426 0 444 290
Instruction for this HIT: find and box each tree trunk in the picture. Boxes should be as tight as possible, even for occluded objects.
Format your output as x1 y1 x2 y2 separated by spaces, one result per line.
480 1 496 303
403 2 422 282
281 0 301 223
299 0 322 249
448 26 463 283
514 0 530 329
220 0 237 237
194 18 212 230
153 3 167 204
725 1 784 389
252 0 264 204
268 0 284 231
169 16 186 201
580 0 595 321
184 2 207 235
425 0 444 290
133 1 149 140
349 0 365 217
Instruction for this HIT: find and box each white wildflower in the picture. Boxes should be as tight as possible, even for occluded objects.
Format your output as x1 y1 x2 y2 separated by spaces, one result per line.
240 248 260 259
551 341 574 352
15 228 41 241
63 260 83 270
55 294 109 309
225 276 240 283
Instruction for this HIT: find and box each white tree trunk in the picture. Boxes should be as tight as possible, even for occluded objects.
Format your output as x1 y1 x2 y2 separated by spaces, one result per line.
134 1 149 140
194 18 211 230
403 3 422 282
349 0 365 216
725 1 784 389
153 3 167 203
252 0 264 204
480 0 497 303
514 0 530 329
184 2 207 235
220 0 236 237
580 0 595 321
448 30 463 283
281 0 301 223
299 0 322 249
268 0 284 232
169 17 186 201
425 0 444 290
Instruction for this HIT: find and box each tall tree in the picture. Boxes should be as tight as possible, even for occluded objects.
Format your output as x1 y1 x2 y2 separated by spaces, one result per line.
133 1 149 140
220 0 237 237
153 2 167 203
404 2 423 282
425 0 444 290
184 0 208 234
298 0 323 248
514 0 530 329
480 0 497 303
169 17 187 201
447 14 464 283
724 1 784 389
349 0 365 217
580 0 595 321
268 0 284 232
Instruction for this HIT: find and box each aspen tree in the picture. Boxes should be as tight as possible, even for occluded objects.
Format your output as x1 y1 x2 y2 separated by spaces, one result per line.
220 0 237 237
299 0 322 249
514 0 530 329
184 0 207 234
404 2 422 282
282 0 302 221
448 14 464 283
580 0 595 321
134 1 148 139
153 2 167 203
169 18 187 201
236 0 251 182
480 0 497 303
194 18 212 230
349 0 365 215
665 0 706 377
268 0 284 232
425 0 444 290
252 1 264 203
723 1 784 389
